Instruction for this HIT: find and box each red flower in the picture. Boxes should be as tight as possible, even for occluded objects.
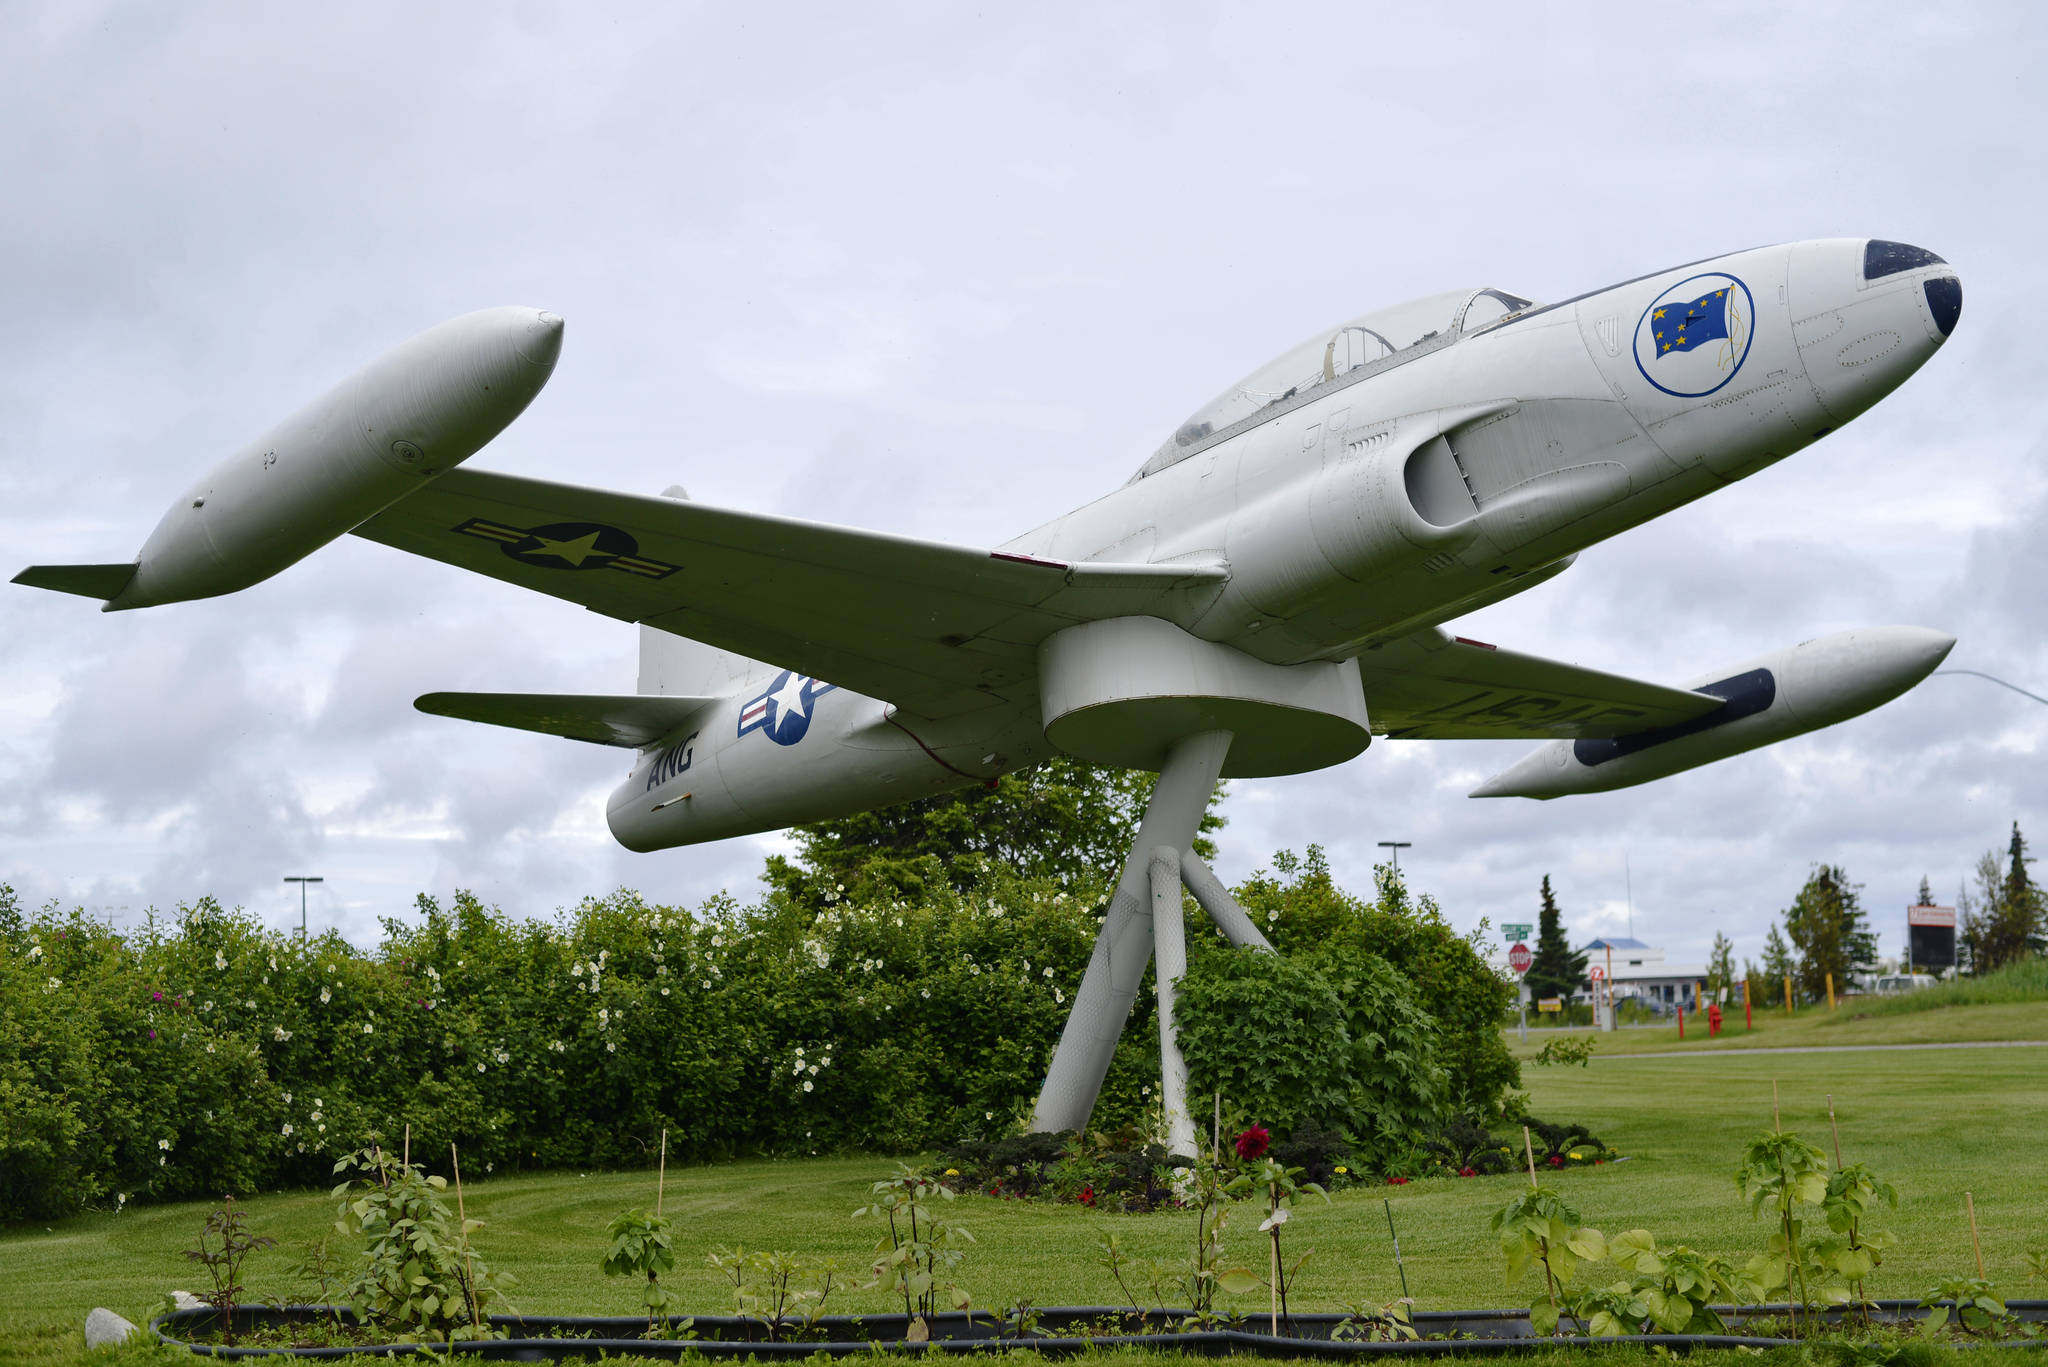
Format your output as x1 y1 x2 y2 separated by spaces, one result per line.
1078 1184 1096 1206
1548 1154 1564 1168
1234 1126 1270 1160
1386 1176 1409 1185
1458 1166 1477 1177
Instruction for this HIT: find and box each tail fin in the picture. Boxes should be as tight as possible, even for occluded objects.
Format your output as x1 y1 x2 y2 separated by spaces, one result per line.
13 563 138 601
637 486 775 698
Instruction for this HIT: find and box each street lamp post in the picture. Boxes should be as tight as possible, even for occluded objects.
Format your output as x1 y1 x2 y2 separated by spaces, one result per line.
284 876 323 937
1377 840 1412 873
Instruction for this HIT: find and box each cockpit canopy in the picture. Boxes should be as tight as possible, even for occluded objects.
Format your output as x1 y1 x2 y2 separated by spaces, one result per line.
1136 286 1536 480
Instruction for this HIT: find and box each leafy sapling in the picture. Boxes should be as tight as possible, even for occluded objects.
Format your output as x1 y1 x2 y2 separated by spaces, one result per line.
1814 1162 1898 1320
332 1145 514 1342
602 1210 679 1335
854 1166 974 1341
181 1195 275 1346
1219 1131 1329 1335
1489 1186 1606 1336
1734 1130 1831 1335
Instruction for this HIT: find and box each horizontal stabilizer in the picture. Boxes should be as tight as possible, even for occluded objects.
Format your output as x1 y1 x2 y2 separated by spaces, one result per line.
415 691 719 748
13 563 139 601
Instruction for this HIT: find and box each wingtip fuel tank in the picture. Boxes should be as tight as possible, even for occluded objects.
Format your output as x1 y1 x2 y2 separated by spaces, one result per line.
89 307 564 610
1469 626 1955 799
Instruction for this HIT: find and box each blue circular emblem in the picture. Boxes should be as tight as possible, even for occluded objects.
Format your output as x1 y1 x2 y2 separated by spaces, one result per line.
1632 272 1756 398
737 670 837 746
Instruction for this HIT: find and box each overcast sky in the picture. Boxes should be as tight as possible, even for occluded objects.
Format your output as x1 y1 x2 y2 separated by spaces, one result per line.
4 3 2044 971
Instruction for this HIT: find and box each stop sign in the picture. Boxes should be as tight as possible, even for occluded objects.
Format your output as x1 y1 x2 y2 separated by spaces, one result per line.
1508 942 1532 974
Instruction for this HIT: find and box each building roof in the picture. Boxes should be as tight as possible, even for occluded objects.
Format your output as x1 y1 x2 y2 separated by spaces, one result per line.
1582 936 1653 951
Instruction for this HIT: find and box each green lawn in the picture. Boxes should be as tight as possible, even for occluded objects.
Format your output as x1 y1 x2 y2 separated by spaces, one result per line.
1509 999 2048 1058
4 1045 2044 1366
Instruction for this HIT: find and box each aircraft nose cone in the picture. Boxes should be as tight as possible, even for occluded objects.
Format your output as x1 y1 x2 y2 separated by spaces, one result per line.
1791 238 1956 426
519 309 565 368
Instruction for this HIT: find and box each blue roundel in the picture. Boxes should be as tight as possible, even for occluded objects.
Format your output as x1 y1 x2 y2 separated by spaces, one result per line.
1632 272 1756 398
736 670 837 746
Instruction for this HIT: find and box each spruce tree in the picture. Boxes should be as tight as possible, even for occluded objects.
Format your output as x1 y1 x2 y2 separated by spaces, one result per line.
1761 920 1796 991
1524 874 1588 1005
1916 874 1934 906
1783 864 1877 1000
1707 932 1735 997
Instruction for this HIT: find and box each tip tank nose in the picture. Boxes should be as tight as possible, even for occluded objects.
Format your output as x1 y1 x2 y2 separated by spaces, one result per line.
519 309 565 368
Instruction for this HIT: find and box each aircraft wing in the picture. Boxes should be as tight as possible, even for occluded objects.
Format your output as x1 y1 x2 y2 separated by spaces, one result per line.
414 691 720 747
1359 628 1723 739
353 469 1226 718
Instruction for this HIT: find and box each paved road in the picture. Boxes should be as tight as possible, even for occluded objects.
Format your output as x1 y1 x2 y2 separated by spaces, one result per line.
1598 1040 2048 1059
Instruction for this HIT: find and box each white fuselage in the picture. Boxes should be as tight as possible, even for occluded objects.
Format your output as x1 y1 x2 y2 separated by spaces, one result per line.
609 238 1959 850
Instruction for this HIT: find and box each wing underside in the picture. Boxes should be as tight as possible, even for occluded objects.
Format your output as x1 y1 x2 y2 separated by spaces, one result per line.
1358 629 1723 739
353 469 1224 718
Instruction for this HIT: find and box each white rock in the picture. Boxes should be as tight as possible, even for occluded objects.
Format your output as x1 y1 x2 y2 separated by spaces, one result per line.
84 1308 137 1348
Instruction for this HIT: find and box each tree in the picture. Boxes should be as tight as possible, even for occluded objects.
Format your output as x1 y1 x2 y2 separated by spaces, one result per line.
1524 875 1589 1006
1916 875 1934 906
1960 823 2045 973
1761 921 1796 992
1706 932 1736 998
764 757 1225 905
1782 865 1877 1001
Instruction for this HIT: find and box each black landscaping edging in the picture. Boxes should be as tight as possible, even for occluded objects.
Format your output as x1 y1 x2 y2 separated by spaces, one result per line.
151 1301 2048 1359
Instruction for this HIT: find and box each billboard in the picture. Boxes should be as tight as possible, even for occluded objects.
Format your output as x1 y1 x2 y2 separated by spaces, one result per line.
1907 904 1956 969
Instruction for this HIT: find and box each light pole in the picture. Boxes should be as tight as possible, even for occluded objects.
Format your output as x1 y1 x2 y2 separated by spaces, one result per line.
1377 840 1412 873
284 876 323 937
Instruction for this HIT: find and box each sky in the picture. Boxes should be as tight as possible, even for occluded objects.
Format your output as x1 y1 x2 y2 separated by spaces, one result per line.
4 2 2045 972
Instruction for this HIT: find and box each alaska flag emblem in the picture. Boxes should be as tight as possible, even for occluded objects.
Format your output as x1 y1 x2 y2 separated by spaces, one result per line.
1632 272 1755 398
1649 288 1732 356
737 670 836 746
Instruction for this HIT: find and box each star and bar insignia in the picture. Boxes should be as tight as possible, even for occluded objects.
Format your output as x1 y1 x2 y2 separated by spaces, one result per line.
452 518 681 579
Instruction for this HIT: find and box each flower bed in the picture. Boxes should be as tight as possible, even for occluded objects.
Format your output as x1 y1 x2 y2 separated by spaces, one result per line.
153 1301 2048 1359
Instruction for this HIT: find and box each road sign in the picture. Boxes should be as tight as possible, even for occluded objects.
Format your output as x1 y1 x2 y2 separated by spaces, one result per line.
1589 965 1606 982
1508 942 1532 974
1538 997 1563 1012
1501 923 1532 942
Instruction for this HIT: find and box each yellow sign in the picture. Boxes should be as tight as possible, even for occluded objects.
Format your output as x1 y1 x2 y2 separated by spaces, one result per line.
1538 998 1563 1013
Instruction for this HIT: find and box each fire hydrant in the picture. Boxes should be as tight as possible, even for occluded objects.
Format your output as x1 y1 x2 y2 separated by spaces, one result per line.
1708 1002 1723 1038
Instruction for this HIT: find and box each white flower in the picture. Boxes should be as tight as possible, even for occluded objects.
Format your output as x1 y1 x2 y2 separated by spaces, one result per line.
1258 1209 1291 1233
477 1062 486 1072
598 1008 610 1027
201 1001 214 1013
272 1025 291 1041
214 951 227 970
550 1040 566 1053
319 986 332 1004
318 1122 326 1132
802 1080 813 1092
660 987 670 996
656 965 668 977
1055 990 1066 1004
606 1042 616 1053
268 956 278 971
281 1122 294 1136
244 999 257 1009
985 1111 994 1120
701 979 712 990
159 1156 166 1166
820 1055 831 1066
205 1042 215 1054
27 944 42 960
795 1045 806 1056
711 934 723 948
362 1023 374 1034
1042 967 1054 979
486 1163 493 1173
158 1139 171 1150
44 977 61 992
920 988 930 999
283 1092 292 1105
493 1050 509 1065
572 962 585 977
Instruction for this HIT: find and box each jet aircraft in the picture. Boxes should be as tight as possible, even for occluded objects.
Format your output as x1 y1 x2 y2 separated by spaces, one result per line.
15 237 1964 1149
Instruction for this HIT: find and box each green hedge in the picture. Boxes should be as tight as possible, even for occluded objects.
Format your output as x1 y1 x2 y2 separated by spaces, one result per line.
0 851 1517 1225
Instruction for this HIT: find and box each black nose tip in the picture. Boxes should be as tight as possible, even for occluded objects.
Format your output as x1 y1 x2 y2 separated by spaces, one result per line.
1924 275 1962 337
1864 239 1947 280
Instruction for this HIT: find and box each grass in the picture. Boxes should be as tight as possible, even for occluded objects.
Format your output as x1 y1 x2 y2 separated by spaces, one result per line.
4 1045 2045 1365
1509 962 2048 1059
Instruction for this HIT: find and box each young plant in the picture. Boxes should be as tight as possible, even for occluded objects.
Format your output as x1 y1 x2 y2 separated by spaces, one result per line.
1489 1185 1606 1335
1918 1277 2033 1339
181 1195 275 1346
854 1166 974 1339
1734 1129 1830 1335
1221 1137 1330 1334
1175 1145 1234 1319
1534 1036 1595 1068
332 1146 514 1341
1576 1229 1764 1335
286 1234 350 1330
1813 1162 1898 1320
1329 1297 1417 1342
601 1209 679 1335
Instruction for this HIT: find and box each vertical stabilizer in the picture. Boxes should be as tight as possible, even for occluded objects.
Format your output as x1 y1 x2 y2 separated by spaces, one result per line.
637 486 775 698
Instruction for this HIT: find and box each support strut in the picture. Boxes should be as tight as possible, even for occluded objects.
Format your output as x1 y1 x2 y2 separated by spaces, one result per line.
1031 731 1232 1134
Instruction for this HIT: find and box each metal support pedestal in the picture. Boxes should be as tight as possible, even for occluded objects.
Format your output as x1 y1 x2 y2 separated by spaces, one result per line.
1030 729 1276 1151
